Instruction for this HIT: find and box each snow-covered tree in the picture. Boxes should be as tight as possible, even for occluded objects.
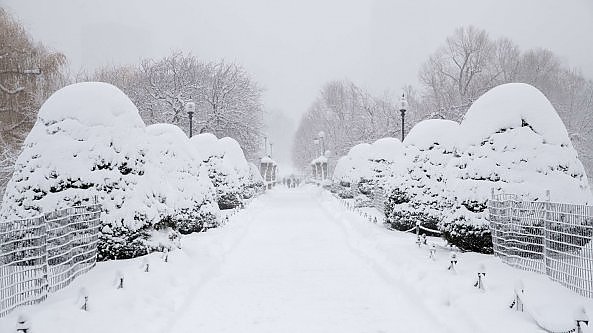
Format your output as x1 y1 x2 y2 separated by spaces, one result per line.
292 80 415 173
0 8 68 198
90 53 265 161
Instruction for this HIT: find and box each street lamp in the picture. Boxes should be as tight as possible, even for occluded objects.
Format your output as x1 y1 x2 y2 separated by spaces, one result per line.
399 93 409 142
313 138 320 156
185 102 196 137
318 131 326 156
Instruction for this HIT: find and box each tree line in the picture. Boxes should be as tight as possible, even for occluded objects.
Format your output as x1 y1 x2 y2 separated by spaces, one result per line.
83 53 265 162
293 26 593 181
0 9 265 198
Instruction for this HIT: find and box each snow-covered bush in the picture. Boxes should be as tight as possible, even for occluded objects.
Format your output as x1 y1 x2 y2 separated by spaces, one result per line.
189 133 250 209
0 82 170 260
384 120 458 236
333 138 405 195
444 83 593 253
0 83 230 261
244 162 265 198
333 143 373 187
0 82 154 226
144 124 219 234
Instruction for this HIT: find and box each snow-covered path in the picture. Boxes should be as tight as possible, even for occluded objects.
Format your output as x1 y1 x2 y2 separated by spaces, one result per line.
1 186 589 333
169 188 441 332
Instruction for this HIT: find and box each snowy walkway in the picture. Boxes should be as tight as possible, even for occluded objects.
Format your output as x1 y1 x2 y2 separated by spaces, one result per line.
1 186 588 333
168 188 441 332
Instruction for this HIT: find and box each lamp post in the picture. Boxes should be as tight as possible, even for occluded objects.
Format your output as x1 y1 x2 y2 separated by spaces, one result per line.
313 138 320 179
399 93 408 142
313 138 320 156
318 131 326 156
185 102 196 137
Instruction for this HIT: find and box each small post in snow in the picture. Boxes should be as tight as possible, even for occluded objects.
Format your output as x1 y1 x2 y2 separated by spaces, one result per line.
474 264 486 291
510 280 524 312
15 313 30 333
116 271 124 289
415 221 420 237
143 258 150 272
429 243 437 260
575 306 589 333
163 248 169 263
79 287 89 311
447 251 458 272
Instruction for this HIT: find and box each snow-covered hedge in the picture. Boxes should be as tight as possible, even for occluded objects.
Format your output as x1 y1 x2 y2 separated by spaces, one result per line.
443 83 592 252
144 124 219 234
385 120 459 236
0 82 255 260
0 82 150 225
189 133 253 209
333 138 404 196
337 83 592 253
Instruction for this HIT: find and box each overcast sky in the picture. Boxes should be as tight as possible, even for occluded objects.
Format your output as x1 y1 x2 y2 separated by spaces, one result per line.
3 0 593 167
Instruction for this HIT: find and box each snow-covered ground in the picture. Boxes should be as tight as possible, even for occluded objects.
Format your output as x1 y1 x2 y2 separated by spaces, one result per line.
2 186 592 332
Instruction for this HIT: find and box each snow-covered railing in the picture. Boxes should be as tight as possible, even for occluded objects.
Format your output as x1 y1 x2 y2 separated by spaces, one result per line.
489 192 593 298
0 203 101 317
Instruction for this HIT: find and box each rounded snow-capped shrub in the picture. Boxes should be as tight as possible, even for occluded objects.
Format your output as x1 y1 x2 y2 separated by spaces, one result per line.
444 83 593 253
144 124 219 234
244 162 265 198
189 133 249 210
333 138 405 198
384 120 458 236
0 82 151 227
333 143 373 186
0 82 180 260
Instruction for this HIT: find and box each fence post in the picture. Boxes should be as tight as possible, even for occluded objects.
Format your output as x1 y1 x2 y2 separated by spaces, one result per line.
544 190 550 276
40 216 49 303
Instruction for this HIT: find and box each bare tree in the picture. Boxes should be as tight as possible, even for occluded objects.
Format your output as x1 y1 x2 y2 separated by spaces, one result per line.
91 53 265 161
0 8 68 197
419 26 497 121
418 25 593 181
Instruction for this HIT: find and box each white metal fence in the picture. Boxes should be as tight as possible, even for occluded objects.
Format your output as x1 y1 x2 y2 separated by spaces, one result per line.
370 187 386 214
0 203 101 317
488 193 593 298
